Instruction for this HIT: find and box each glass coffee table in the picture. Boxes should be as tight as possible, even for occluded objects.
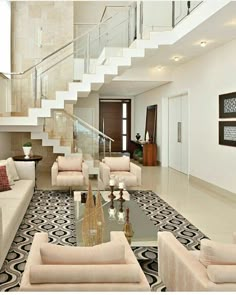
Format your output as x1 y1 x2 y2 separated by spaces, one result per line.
74 190 157 246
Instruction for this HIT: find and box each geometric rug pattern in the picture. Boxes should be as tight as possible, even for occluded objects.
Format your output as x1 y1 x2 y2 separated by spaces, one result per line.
0 190 207 291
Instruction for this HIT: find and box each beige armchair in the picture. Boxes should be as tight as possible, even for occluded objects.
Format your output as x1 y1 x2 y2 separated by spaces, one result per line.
158 231 236 291
20 231 150 291
51 156 89 188
99 156 141 189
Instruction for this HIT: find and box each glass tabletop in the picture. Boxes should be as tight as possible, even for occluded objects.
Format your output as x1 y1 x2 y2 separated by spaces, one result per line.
74 190 157 246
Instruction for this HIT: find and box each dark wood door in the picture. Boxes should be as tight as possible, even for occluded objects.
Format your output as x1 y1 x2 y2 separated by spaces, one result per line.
99 100 131 153
99 101 122 152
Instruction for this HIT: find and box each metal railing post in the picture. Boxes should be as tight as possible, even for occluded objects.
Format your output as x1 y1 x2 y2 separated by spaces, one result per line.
109 140 111 156
34 67 37 107
86 32 90 74
172 1 175 28
187 1 191 15
103 138 106 158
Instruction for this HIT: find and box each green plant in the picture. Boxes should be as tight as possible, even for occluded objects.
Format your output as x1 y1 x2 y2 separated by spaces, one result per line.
23 141 32 147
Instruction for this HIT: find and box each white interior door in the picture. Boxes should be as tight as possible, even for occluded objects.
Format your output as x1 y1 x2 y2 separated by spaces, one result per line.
168 94 188 174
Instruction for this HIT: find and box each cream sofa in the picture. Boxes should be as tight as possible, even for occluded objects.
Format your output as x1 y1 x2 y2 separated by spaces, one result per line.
0 161 35 269
158 231 236 291
20 231 151 291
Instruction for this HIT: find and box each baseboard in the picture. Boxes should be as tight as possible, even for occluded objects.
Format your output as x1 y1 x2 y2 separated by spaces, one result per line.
189 175 236 202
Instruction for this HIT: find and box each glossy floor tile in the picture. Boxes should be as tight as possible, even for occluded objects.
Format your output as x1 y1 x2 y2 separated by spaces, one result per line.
37 164 236 243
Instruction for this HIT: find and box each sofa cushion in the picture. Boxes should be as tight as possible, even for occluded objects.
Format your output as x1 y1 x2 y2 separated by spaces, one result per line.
207 265 236 283
104 156 130 171
0 166 11 192
40 241 125 265
57 171 84 186
30 264 140 284
200 239 236 267
57 156 82 171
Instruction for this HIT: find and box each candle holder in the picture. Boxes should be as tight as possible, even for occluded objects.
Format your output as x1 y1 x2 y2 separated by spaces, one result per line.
108 185 116 200
118 188 125 202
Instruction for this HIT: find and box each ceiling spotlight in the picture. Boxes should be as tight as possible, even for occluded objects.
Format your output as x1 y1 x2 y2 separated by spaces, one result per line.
157 66 162 71
174 56 179 62
200 41 207 47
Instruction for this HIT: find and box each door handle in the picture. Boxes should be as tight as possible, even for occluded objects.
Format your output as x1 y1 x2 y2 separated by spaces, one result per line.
177 122 182 143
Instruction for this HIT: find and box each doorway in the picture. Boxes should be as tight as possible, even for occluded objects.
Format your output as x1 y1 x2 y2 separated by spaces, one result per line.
168 93 188 174
99 99 131 153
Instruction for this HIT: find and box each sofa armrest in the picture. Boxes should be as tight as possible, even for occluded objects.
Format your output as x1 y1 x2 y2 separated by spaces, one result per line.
110 231 150 291
20 232 48 291
158 232 211 291
51 162 58 187
130 162 141 186
0 208 2 256
82 162 89 185
99 162 110 187
14 161 35 183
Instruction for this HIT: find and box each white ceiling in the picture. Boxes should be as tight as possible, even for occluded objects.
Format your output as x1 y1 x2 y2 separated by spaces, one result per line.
99 80 168 97
76 1 236 97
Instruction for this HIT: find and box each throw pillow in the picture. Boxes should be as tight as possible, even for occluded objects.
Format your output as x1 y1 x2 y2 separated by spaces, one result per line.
6 157 19 180
0 166 12 192
0 160 14 185
40 241 125 265
57 156 82 171
200 239 236 267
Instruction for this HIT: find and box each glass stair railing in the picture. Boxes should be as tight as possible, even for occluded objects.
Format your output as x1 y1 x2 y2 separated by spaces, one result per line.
0 6 135 118
43 109 114 172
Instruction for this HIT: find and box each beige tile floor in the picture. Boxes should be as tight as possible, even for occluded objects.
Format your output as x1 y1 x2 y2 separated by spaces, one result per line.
37 165 236 243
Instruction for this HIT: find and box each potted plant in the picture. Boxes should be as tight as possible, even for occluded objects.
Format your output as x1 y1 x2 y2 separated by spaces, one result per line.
22 141 32 159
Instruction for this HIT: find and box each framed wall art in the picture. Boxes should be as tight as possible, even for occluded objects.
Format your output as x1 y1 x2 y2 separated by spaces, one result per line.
219 121 236 147
219 92 236 118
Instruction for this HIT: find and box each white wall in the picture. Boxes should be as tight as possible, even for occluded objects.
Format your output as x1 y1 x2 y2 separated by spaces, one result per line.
0 132 11 159
142 1 172 38
134 39 236 194
0 0 11 73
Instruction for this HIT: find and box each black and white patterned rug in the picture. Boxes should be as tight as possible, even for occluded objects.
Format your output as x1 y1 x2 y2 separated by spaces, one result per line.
0 190 207 291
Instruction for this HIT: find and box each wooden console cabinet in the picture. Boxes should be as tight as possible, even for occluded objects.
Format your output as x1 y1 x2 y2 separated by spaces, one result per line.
131 140 157 166
143 143 157 166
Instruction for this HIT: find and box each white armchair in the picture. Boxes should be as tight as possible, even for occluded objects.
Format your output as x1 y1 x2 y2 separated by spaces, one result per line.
99 156 141 189
158 231 236 291
51 156 89 188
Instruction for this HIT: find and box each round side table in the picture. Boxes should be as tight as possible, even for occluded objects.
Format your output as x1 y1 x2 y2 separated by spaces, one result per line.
13 155 43 189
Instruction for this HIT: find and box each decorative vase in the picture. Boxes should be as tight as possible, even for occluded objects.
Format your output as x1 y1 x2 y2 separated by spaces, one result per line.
145 131 149 142
22 147 31 159
136 133 141 141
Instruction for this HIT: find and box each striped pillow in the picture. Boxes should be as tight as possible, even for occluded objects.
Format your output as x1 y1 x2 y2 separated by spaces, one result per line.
0 165 11 192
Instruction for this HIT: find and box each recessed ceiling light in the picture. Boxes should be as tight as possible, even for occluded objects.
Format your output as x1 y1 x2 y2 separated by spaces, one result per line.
157 66 163 71
174 56 179 62
200 41 207 47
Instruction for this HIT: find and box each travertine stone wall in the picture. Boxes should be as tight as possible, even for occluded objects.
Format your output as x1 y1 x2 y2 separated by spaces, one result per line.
12 1 73 71
11 132 62 172
11 1 74 171
11 1 74 114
